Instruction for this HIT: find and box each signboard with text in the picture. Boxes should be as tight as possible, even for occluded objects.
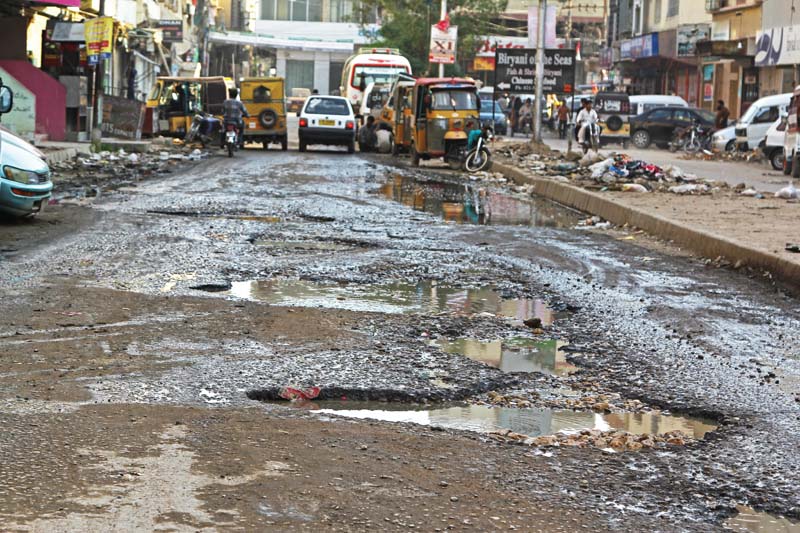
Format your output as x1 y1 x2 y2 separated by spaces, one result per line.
84 16 114 59
158 19 183 44
494 48 575 94
429 25 458 64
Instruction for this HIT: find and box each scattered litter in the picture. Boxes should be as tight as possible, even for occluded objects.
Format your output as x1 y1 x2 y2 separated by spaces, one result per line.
774 182 798 199
621 183 648 193
668 183 709 195
786 243 800 253
279 386 322 401
740 188 758 196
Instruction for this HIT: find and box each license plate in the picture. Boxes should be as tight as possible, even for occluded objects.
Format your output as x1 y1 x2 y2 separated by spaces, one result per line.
226 132 236 141
319 119 335 126
250 122 257 129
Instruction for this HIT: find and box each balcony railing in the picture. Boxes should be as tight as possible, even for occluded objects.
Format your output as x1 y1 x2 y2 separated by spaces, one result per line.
705 0 724 11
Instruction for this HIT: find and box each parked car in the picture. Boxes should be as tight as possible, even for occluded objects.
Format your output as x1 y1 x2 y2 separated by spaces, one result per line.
480 101 508 135
0 84 53 217
710 125 736 152
298 95 357 153
629 107 716 149
735 93 791 150
629 94 688 116
763 116 786 171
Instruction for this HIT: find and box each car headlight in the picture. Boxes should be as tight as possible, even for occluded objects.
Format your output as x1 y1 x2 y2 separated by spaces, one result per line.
3 166 45 184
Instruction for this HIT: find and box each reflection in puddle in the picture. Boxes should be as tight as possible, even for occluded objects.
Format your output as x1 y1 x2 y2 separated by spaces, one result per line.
229 279 553 320
436 337 577 376
309 402 717 439
379 174 580 227
254 240 351 252
725 506 800 533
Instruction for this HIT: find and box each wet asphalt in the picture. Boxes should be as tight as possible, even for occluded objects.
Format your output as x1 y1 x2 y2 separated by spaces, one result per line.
1 148 799 531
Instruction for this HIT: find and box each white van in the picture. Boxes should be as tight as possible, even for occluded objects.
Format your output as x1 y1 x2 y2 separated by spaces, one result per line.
735 93 791 150
629 95 688 116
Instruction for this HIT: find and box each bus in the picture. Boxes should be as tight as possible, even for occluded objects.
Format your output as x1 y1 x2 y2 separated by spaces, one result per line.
340 48 412 110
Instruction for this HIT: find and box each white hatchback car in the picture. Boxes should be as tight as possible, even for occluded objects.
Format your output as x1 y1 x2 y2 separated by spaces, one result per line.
298 96 357 153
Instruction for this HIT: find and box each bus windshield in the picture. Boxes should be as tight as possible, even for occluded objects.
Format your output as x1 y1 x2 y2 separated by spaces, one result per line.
430 89 478 111
352 66 408 89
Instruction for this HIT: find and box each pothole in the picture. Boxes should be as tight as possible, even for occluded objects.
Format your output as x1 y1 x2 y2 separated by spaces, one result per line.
300 401 716 441
253 240 354 252
434 337 577 376
725 505 800 533
379 173 581 227
228 279 556 321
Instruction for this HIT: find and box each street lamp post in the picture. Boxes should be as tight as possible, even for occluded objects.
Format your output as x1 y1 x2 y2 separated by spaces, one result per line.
533 0 546 143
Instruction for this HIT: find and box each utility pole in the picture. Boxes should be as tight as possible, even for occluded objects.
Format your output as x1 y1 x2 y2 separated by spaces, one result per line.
566 0 574 154
438 0 446 77
91 0 106 145
533 0 546 143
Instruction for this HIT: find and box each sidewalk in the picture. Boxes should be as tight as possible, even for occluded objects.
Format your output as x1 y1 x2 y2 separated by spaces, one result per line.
38 138 154 166
492 139 800 287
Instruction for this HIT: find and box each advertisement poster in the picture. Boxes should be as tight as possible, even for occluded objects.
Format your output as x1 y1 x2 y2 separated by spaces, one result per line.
84 16 114 59
429 25 458 64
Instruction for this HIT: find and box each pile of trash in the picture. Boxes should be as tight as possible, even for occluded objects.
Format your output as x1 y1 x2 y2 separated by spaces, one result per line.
489 427 693 451
680 147 765 164
49 145 210 191
585 154 721 194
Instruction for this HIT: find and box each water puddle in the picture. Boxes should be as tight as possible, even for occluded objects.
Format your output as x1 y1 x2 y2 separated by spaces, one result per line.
380 174 580 227
307 402 716 439
435 337 577 376
254 240 352 252
229 279 553 320
725 506 800 533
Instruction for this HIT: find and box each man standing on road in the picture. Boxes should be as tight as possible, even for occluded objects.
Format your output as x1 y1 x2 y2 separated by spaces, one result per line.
715 100 730 130
557 102 569 139
223 88 249 148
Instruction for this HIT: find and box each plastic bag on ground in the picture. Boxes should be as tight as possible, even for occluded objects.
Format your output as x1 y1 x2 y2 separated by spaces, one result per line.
774 182 798 199
589 158 614 178
622 183 648 193
669 183 708 194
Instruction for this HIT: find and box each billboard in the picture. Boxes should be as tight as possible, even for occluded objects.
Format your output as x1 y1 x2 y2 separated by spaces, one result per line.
495 48 576 94
429 25 458 64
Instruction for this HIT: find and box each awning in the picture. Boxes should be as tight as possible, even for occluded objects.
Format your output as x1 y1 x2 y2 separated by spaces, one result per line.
208 30 354 52
51 22 85 42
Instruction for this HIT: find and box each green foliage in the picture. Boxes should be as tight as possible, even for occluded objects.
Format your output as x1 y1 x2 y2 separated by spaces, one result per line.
362 0 508 76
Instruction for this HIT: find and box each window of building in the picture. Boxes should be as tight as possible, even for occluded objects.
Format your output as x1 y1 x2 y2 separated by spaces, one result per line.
261 0 322 21
667 0 679 18
654 0 661 23
286 60 314 94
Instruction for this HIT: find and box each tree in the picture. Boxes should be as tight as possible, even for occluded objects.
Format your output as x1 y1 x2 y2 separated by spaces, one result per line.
362 0 508 76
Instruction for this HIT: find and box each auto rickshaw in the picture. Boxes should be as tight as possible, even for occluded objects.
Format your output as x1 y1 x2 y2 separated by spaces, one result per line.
594 92 631 148
407 78 480 169
145 76 234 137
378 79 415 155
240 77 288 151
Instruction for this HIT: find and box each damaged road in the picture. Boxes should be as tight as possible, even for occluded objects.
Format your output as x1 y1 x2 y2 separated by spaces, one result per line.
1 150 798 532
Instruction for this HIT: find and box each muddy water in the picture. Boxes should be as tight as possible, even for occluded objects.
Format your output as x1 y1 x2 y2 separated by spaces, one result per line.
379 174 580 227
725 506 800 533
308 402 717 439
435 337 577 376
229 279 554 321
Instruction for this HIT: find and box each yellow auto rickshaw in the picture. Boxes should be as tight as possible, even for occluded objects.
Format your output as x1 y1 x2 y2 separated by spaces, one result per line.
240 77 288 151
379 79 415 155
407 78 480 169
145 76 234 137
594 92 632 148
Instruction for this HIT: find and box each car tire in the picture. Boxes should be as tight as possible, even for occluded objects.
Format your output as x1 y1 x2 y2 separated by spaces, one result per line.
262 141 270 150
631 129 651 149
605 115 623 132
770 148 784 171
793 154 800 178
299 138 307 152
281 136 288 151
725 140 736 152
347 140 355 154
259 109 278 129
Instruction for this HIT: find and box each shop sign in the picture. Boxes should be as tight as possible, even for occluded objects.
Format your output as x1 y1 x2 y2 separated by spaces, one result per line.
84 17 114 59
703 83 713 102
158 20 183 44
756 25 800 67
472 57 495 71
476 36 528 58
620 33 659 60
51 22 85 42
494 48 575 94
677 24 710 57
429 25 458 64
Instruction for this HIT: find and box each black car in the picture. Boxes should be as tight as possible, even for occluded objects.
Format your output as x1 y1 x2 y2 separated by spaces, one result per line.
629 107 716 149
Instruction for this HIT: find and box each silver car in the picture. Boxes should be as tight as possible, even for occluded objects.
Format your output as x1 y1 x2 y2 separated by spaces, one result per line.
711 125 736 152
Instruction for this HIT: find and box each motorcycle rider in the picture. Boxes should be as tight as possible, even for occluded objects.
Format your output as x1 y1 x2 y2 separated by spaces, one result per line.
222 88 249 148
576 98 598 145
518 98 533 133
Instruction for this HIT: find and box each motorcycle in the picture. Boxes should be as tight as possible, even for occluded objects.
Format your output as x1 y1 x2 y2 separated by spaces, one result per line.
186 112 221 147
224 122 240 157
579 120 601 154
464 127 493 173
682 121 712 153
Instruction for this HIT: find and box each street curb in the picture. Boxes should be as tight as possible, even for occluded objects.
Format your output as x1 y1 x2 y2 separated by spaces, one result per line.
493 160 800 286
44 148 78 165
